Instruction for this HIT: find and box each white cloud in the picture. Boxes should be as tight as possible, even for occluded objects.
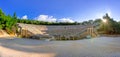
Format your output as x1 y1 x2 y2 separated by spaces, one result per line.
35 15 57 22
34 15 75 23
21 15 28 19
59 18 75 23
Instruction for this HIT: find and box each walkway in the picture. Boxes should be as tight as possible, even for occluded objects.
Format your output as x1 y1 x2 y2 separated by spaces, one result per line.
0 37 120 57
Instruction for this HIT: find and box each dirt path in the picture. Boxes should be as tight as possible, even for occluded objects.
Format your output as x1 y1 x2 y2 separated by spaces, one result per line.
0 46 55 57
0 37 120 57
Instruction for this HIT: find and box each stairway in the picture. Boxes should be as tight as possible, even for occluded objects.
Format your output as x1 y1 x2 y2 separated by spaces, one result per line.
18 23 98 40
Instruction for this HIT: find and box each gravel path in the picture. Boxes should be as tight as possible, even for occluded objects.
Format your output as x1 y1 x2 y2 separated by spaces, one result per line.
0 37 120 57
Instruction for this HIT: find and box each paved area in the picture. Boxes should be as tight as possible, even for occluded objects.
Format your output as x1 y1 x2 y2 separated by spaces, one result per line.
0 37 120 57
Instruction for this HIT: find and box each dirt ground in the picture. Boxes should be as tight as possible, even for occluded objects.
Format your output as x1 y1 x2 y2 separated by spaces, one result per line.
0 37 120 57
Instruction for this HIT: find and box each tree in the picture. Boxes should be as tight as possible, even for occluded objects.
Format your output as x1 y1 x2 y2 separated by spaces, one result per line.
88 20 94 24
13 12 17 19
0 9 4 16
0 9 17 34
98 13 120 34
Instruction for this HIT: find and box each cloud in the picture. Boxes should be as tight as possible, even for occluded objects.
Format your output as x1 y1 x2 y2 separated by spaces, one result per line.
59 18 75 23
35 15 57 22
21 15 28 19
35 15 75 23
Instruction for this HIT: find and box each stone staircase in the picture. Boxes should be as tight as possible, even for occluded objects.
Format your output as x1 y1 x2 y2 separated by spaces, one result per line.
18 23 98 40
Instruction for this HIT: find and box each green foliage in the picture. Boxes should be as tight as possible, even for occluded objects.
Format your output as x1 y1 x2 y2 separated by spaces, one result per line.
98 13 120 34
79 13 120 34
0 9 17 34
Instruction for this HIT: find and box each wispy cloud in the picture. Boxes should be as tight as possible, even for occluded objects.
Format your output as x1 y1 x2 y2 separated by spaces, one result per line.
21 15 28 19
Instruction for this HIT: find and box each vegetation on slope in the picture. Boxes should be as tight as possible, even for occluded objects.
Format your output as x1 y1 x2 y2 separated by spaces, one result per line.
0 9 17 34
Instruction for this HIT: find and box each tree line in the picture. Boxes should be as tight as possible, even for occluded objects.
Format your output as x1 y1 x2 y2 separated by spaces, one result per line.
17 19 80 25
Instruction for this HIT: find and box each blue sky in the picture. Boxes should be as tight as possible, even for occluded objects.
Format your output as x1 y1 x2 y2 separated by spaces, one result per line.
0 0 120 22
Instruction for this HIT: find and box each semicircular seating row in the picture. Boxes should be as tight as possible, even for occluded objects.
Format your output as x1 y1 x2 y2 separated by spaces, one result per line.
18 23 90 38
